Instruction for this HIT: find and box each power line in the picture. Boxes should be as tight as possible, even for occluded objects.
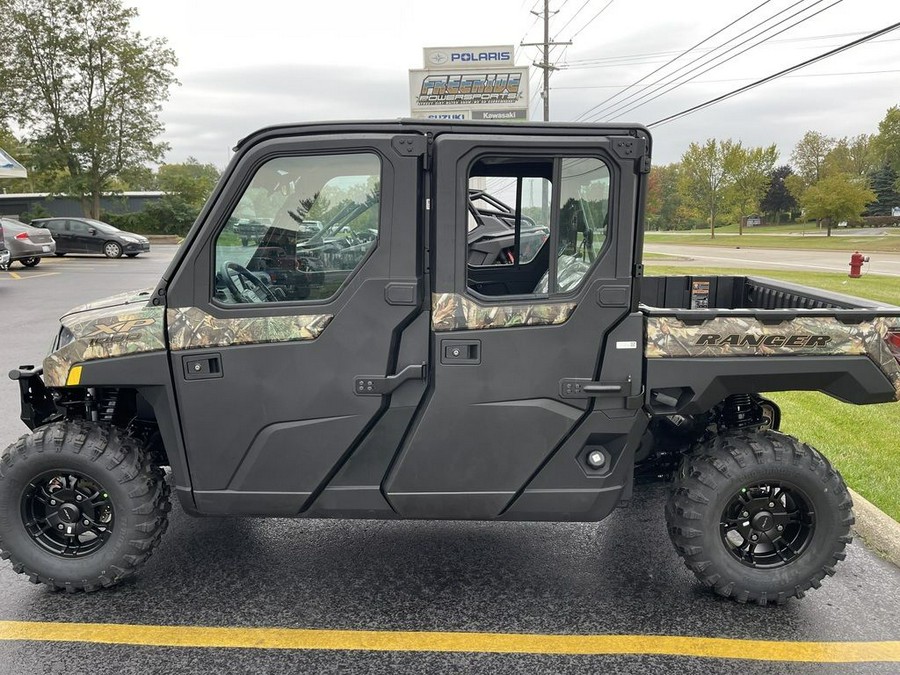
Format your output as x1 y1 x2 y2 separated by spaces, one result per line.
553 0 591 37
588 0 841 122
573 0 775 121
569 0 615 39
553 68 900 88
649 21 900 127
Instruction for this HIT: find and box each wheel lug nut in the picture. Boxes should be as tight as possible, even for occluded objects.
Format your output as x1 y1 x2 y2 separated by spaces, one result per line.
750 534 758 541
777 525 784 532
83 520 90 526
57 524 64 530
768 502 775 508
50 500 57 506
75 495 82 501
741 511 749 518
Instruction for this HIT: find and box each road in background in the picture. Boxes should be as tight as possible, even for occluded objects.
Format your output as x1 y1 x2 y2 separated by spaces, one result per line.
0 245 898 674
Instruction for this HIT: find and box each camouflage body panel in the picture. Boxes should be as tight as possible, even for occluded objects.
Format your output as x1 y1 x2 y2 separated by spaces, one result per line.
646 314 900 400
65 288 155 316
44 303 165 387
167 307 333 351
432 292 575 331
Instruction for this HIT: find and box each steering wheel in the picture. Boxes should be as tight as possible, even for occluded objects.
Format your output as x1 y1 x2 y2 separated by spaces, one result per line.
219 261 278 303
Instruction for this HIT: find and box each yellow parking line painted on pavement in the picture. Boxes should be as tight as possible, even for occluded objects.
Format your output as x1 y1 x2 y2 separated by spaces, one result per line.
0 621 898 662
9 272 60 280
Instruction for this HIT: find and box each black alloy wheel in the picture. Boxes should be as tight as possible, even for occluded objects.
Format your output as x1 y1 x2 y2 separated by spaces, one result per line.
719 480 815 568
21 470 114 558
666 429 853 605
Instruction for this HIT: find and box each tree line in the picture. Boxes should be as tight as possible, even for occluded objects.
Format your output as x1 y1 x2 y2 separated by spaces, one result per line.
647 106 900 236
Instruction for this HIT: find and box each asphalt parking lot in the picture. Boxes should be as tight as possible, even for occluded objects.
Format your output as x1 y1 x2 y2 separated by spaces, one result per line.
0 248 899 674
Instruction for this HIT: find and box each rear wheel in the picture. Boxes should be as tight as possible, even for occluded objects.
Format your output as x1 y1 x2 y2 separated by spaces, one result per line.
666 430 853 605
103 241 123 258
20 257 40 267
0 422 170 592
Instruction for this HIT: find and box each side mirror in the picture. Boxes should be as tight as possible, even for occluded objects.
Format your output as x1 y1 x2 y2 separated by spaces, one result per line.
89 228 97 235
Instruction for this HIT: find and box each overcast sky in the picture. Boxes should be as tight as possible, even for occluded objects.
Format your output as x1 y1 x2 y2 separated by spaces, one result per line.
130 0 900 168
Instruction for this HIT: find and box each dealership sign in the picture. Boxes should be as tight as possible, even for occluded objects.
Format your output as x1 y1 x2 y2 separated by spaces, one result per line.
411 46 529 121
409 68 528 108
423 46 514 69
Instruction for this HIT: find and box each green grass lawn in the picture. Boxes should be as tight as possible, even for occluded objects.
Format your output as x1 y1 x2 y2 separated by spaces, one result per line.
645 264 900 306
645 231 900 253
644 263 900 520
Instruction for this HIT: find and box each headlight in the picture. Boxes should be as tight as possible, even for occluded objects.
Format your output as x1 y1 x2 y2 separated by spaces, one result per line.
121 236 139 243
55 325 75 351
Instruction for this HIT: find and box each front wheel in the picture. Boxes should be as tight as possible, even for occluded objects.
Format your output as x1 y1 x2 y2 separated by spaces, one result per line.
103 241 123 258
666 430 853 605
0 422 171 592
20 257 40 267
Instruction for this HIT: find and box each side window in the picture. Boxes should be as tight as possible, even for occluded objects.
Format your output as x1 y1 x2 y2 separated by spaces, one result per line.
68 220 89 234
465 155 610 298
213 153 381 304
466 177 550 266
555 158 610 292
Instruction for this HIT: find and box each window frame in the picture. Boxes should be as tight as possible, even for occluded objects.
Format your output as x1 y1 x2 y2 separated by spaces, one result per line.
208 149 385 309
461 151 615 304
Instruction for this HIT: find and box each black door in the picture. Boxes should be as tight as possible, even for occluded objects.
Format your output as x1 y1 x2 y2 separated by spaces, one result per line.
66 220 95 252
164 133 427 515
384 132 649 520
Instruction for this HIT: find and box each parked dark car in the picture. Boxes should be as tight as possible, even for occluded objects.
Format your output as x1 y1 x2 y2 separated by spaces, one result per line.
0 220 9 270
1 217 56 267
31 217 150 258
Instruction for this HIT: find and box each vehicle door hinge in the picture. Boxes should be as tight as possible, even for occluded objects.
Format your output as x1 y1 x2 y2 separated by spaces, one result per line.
633 263 644 278
392 134 430 167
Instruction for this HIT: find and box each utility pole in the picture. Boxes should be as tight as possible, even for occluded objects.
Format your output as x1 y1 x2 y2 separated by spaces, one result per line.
521 0 571 121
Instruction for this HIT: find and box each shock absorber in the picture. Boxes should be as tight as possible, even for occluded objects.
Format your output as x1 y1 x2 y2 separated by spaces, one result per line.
721 394 762 430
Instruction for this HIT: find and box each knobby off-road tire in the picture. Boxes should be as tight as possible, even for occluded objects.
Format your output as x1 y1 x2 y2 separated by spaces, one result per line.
0 422 170 592
666 430 853 605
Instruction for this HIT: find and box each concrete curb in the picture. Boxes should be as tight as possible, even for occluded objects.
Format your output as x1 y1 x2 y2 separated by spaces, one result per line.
145 235 182 245
850 488 900 568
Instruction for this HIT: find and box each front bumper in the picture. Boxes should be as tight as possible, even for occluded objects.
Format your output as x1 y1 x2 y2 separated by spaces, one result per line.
8 366 60 430
123 241 151 254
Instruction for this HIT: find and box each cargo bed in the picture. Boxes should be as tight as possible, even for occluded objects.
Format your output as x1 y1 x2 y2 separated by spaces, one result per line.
639 276 900 413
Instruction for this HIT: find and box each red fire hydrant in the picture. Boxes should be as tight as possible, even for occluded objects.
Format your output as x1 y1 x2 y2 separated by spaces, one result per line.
849 251 868 278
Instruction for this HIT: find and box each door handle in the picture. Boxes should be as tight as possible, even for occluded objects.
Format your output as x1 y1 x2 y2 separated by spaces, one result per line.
354 363 425 396
183 354 223 380
560 377 630 399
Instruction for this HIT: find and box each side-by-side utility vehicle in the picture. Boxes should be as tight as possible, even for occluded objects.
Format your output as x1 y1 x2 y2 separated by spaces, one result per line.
2 121 899 603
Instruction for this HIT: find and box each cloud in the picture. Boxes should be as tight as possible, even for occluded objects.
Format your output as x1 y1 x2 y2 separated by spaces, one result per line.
159 64 409 166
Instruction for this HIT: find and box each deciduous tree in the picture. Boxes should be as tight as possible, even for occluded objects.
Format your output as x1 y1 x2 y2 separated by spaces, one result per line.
800 175 876 236
0 0 178 217
725 143 778 234
678 139 735 238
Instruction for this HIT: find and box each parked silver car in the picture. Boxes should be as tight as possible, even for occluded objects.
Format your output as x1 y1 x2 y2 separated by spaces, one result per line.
0 218 56 267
